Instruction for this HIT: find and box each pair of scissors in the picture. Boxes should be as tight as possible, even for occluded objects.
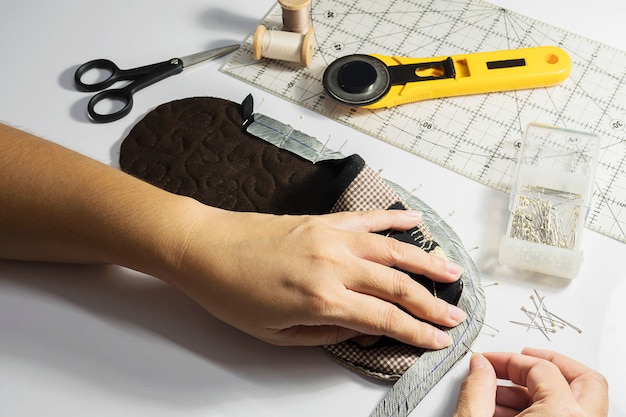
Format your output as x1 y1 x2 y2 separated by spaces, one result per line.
74 44 240 123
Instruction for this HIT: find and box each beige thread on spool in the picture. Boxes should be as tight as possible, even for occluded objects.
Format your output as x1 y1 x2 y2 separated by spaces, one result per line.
253 25 314 66
278 0 312 34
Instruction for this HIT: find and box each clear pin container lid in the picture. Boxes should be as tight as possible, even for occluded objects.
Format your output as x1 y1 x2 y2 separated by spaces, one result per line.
499 123 600 279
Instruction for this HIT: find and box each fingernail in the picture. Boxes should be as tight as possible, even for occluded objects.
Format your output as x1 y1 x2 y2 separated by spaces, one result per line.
470 353 487 370
449 304 468 324
446 261 463 278
435 329 452 347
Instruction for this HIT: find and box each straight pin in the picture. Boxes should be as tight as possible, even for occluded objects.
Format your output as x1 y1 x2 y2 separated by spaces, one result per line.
524 294 545 333
280 115 303 147
531 293 550 333
434 209 456 225
521 306 551 341
513 292 582 339
541 304 565 328
336 138 348 154
510 321 558 332
546 311 583 333
476 319 500 333
542 303 555 325
314 134 332 163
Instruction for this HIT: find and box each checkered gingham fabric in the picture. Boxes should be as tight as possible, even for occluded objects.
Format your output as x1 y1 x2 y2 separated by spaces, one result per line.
325 163 448 380
331 164 400 212
325 341 426 380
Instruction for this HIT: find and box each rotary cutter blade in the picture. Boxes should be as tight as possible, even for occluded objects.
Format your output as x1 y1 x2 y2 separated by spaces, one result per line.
322 46 572 109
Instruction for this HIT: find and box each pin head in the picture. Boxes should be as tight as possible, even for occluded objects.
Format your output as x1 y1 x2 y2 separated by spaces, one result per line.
323 54 391 107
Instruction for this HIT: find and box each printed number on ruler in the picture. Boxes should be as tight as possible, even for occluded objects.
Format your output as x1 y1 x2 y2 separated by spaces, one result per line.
222 0 626 243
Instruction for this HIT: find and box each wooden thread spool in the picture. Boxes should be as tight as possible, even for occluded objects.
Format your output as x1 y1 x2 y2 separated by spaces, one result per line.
278 0 312 34
253 25 314 66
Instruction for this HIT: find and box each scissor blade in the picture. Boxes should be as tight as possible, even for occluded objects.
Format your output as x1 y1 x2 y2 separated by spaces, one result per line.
180 44 240 67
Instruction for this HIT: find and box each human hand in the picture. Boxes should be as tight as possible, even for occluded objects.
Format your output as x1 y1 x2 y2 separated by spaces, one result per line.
453 347 609 417
165 206 466 347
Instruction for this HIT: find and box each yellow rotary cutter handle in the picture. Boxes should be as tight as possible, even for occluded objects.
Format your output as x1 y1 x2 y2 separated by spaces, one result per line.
322 46 572 108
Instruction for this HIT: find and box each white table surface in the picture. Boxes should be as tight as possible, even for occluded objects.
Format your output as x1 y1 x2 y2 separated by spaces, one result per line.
1 1 625 416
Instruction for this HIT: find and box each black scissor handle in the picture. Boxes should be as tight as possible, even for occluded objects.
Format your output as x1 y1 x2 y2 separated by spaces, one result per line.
87 87 134 123
75 58 184 122
74 59 128 92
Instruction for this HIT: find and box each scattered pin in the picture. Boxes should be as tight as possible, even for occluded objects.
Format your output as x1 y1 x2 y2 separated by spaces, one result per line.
476 319 500 333
509 321 558 333
545 310 583 334
434 209 456 225
513 290 582 340
521 306 551 341
336 138 348 154
530 293 550 333
279 115 303 147
524 294 544 333
313 134 332 163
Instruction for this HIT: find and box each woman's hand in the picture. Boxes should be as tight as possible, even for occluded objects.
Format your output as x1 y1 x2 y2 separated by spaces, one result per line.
453 347 609 417
166 206 466 347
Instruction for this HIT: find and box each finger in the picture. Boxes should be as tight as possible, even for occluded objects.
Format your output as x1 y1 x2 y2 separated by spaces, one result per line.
346 224 463 283
520 347 605 383
493 404 522 417
520 347 609 416
344 259 467 328
483 351 577 405
453 353 497 417
494 385 530 411
328 289 454 349
327 210 464 282
329 209 424 234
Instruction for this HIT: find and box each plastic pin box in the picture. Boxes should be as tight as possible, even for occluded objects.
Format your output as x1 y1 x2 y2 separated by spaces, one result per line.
499 123 600 279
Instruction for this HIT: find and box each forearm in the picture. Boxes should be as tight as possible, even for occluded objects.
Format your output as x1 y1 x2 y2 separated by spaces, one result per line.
0 122 200 277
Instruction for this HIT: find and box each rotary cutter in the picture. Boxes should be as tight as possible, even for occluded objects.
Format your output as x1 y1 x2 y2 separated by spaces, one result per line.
322 46 571 108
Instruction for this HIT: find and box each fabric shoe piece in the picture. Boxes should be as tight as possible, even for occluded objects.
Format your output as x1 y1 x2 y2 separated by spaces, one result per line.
119 95 484 394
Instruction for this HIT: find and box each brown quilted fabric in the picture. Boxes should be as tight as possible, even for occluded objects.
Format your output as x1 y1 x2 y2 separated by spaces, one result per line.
120 96 353 215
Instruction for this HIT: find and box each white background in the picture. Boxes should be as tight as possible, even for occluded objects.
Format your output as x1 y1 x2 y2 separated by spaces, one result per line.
1 1 624 416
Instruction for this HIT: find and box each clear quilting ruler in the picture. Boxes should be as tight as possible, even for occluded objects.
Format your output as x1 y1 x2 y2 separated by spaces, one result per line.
222 0 626 244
